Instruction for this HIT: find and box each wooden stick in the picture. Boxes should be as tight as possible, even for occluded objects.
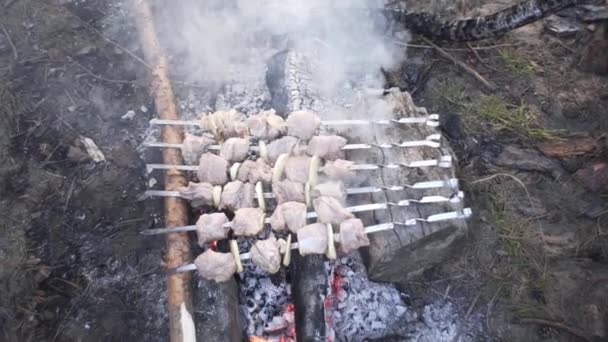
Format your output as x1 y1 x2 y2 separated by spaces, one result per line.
131 1 192 341
421 37 496 91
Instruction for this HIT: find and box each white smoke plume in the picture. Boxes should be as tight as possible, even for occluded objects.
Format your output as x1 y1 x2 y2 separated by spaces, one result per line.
153 0 409 91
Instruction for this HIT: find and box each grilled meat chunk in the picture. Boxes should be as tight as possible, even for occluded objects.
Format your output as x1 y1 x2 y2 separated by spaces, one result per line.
297 223 327 255
313 196 354 224
178 182 214 208
272 180 305 204
219 137 250 162
306 135 347 160
182 133 214 165
197 153 229 185
320 159 355 181
195 213 230 247
194 249 236 282
200 109 248 139
284 156 311 183
250 235 282 273
232 207 265 236
286 111 321 140
339 218 370 253
264 136 299 164
220 181 255 211
246 109 286 140
269 201 307 233
311 181 346 205
237 159 272 184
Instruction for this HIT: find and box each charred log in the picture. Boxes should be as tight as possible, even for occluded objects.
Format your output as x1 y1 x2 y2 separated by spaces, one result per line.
290 253 327 342
384 0 580 41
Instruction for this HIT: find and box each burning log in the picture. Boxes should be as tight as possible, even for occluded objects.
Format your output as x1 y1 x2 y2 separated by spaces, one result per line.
130 1 193 341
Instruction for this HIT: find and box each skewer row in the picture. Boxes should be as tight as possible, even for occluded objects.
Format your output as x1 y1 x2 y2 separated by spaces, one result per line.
172 207 472 273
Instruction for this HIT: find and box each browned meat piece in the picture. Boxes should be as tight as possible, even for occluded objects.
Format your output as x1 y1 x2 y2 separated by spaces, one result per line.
237 158 272 184
200 109 248 139
264 136 299 164
286 111 321 140
320 159 355 181
197 153 229 185
194 249 236 282
273 180 305 204
219 137 250 162
339 218 370 253
312 181 346 205
178 182 214 208
250 235 281 273
297 223 327 255
195 213 230 246
232 207 265 236
313 196 354 224
246 110 286 140
220 181 255 211
182 133 214 164
306 135 347 160
269 201 307 233
284 156 311 183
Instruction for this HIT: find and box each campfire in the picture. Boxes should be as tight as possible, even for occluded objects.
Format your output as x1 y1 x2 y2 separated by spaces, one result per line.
136 0 471 340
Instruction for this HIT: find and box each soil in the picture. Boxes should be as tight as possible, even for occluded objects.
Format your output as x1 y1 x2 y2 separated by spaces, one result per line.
0 0 606 341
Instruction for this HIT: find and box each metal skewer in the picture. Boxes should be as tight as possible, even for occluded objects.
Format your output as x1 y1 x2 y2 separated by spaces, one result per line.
149 114 440 129
145 184 463 202
141 194 466 236
144 133 442 151
145 155 453 174
172 207 472 273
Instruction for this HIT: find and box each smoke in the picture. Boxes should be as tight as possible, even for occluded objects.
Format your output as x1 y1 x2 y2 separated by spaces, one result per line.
154 0 409 92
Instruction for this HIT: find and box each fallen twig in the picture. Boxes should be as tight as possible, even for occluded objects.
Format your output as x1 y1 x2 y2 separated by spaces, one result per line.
421 37 496 91
1 23 18 61
519 318 591 342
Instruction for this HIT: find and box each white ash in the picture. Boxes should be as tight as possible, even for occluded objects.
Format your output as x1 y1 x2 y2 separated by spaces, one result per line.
325 256 415 341
238 264 292 337
324 255 486 342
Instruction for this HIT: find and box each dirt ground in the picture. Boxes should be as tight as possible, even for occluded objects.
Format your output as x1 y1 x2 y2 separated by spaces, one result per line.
0 0 607 341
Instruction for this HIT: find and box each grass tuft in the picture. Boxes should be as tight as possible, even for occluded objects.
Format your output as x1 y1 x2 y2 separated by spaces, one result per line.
498 48 537 76
470 95 562 140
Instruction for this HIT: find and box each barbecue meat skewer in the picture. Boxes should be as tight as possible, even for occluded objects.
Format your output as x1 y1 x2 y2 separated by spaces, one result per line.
220 181 255 211
182 133 214 164
232 208 265 236
297 223 328 255
194 249 237 282
200 109 248 139
339 218 370 253
306 135 347 160
236 159 272 184
311 181 346 205
273 180 305 204
197 153 229 185
195 213 230 246
285 111 321 140
263 136 300 164
313 196 355 224
250 235 282 273
284 156 311 183
269 201 308 233
246 110 286 140
177 182 214 208
320 159 356 181
219 137 251 162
